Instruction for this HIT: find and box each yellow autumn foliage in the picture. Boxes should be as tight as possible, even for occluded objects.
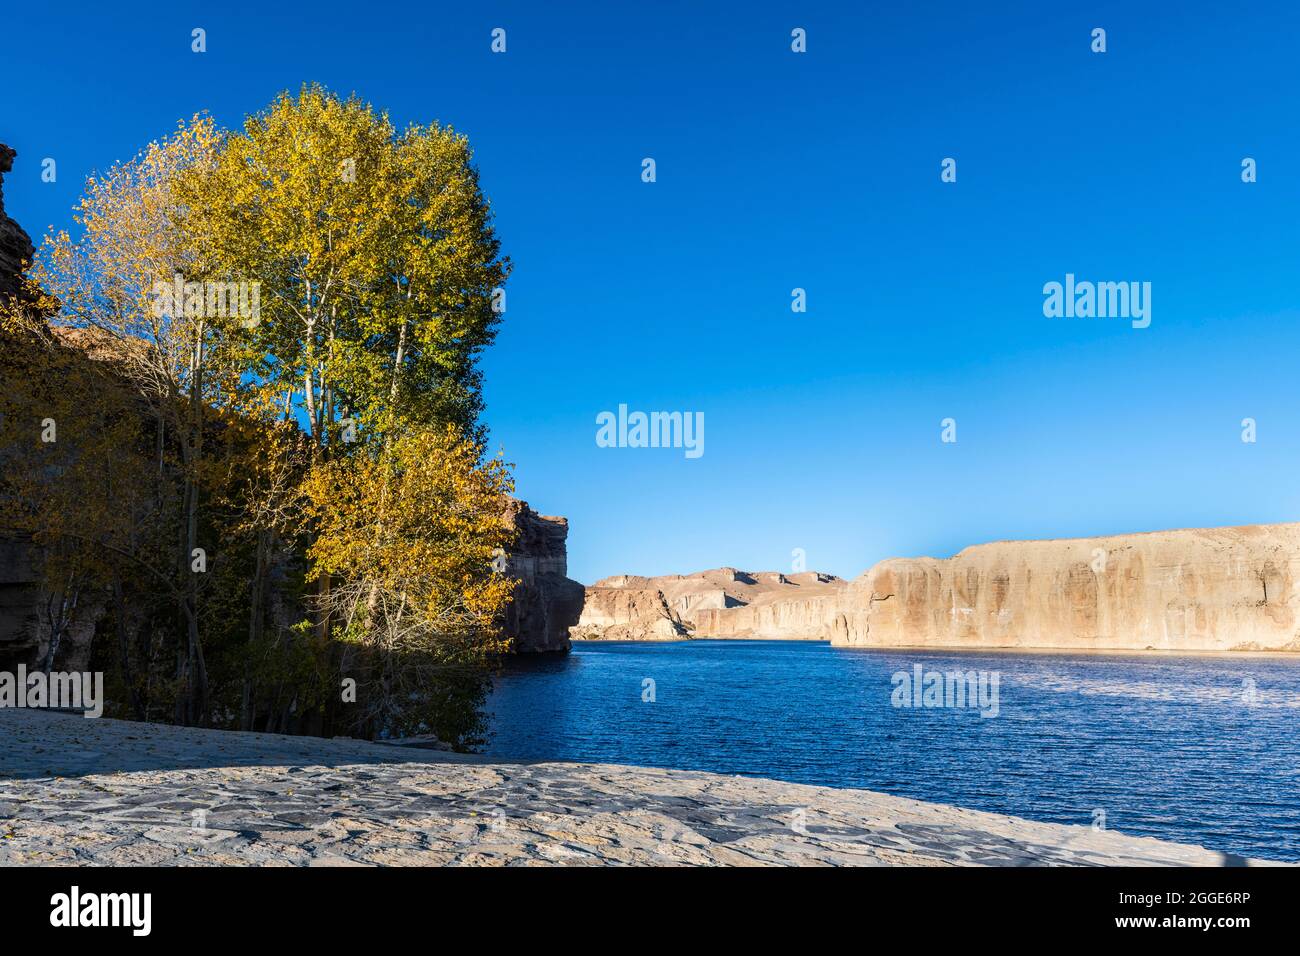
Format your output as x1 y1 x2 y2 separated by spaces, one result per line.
300 424 517 654
5 87 520 743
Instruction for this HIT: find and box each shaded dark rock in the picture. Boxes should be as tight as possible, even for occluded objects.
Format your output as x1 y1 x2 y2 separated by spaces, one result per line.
501 499 584 653
0 144 35 303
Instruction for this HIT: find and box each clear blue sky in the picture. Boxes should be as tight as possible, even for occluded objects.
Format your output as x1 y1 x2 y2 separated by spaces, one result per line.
5 1 1299 583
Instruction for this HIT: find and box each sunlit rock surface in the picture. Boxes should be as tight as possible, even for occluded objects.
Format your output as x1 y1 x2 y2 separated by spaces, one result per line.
573 567 846 641
0 709 1270 866
834 524 1300 653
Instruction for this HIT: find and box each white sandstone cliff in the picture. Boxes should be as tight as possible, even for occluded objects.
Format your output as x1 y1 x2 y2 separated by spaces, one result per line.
831 523 1300 653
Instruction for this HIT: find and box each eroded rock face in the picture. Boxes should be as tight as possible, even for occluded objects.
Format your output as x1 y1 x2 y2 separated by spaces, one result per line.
573 567 846 640
0 538 43 669
833 524 1300 652
501 499 584 653
570 588 690 641
0 147 45 669
0 533 106 674
692 590 845 640
0 144 35 302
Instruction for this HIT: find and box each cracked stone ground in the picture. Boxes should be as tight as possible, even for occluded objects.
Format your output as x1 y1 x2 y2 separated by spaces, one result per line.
0 709 1269 866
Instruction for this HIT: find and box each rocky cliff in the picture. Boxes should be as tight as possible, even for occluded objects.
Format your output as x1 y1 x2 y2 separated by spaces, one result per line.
572 567 846 641
501 499 584 652
0 538 43 670
832 524 1300 653
0 144 34 302
0 146 45 669
570 587 690 641
0 146 106 673
692 587 845 640
582 524 1300 652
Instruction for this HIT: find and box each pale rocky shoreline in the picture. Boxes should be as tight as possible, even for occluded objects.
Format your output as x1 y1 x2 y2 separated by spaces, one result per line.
0 709 1274 866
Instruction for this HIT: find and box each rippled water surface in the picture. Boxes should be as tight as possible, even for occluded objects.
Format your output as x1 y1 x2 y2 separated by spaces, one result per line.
486 641 1300 861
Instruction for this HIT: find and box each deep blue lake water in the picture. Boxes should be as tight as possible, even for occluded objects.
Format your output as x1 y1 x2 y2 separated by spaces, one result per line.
486 640 1300 862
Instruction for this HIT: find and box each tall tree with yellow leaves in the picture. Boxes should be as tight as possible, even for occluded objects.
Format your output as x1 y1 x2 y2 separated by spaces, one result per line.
187 85 510 447
300 424 515 737
186 86 512 650
21 88 518 739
